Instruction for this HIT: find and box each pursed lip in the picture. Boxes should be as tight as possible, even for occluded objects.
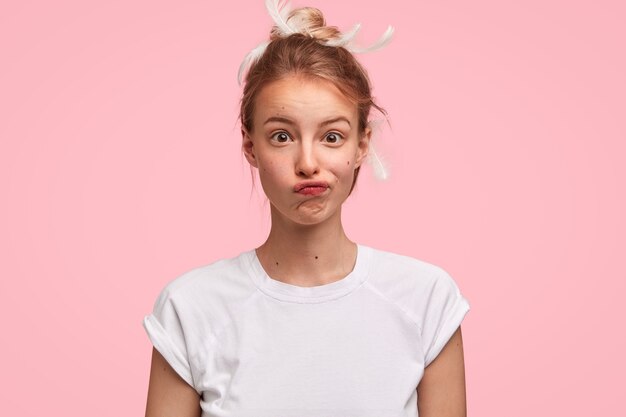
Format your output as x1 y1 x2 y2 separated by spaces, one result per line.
294 181 329 192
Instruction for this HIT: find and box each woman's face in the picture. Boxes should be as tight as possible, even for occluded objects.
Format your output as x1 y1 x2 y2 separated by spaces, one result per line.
242 75 370 227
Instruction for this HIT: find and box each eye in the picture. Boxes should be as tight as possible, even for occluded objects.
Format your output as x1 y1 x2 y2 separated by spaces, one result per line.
270 131 291 143
324 132 343 144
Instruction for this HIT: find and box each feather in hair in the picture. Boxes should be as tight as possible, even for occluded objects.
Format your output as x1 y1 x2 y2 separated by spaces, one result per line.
367 118 390 180
368 142 390 181
347 25 395 53
265 0 295 36
324 23 362 47
238 40 270 85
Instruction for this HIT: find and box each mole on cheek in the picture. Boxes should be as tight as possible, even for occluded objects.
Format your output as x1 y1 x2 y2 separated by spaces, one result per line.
347 161 350 165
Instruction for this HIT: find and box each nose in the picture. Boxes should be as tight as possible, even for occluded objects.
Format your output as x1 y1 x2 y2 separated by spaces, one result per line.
295 141 319 177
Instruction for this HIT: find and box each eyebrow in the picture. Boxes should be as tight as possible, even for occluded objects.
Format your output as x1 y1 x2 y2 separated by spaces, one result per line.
263 116 351 127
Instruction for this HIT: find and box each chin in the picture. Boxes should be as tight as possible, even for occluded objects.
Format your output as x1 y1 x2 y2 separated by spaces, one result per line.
273 207 336 227
294 207 342 226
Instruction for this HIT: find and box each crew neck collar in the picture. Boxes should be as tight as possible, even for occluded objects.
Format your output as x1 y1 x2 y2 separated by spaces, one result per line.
244 244 372 303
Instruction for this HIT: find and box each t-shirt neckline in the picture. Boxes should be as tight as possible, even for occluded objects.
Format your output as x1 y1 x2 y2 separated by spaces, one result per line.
244 244 372 303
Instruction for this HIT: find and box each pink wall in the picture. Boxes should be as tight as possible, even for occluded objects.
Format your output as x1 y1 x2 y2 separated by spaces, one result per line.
1 0 624 415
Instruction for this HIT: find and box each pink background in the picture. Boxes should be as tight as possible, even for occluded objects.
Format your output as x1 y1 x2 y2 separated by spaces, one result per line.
1 0 624 415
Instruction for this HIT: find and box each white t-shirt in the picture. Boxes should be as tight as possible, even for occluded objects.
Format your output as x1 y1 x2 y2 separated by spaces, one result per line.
143 244 470 417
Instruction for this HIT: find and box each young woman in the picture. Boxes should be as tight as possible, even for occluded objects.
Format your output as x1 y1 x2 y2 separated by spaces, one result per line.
144 2 470 416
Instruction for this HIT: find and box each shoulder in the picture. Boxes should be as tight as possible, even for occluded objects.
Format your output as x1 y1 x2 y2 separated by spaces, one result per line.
363 245 466 323
153 249 258 312
364 245 453 288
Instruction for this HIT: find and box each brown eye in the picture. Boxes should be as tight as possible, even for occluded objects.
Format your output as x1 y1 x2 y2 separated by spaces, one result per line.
271 131 291 143
325 132 343 144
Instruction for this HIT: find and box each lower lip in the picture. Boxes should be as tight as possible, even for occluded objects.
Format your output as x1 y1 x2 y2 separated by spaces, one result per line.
297 186 327 196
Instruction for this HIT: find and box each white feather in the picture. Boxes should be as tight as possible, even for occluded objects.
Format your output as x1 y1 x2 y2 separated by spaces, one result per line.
367 118 390 180
347 25 395 53
265 0 295 36
279 0 291 21
238 40 270 85
324 23 361 47
238 3 395 94
368 143 389 180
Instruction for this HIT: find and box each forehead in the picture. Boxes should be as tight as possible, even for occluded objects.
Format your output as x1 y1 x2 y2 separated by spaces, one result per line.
253 76 357 125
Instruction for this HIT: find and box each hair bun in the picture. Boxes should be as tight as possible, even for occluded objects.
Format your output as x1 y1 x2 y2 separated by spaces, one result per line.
270 7 342 42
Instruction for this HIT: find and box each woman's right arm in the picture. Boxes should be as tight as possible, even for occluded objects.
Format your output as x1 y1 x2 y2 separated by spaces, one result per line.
145 347 202 417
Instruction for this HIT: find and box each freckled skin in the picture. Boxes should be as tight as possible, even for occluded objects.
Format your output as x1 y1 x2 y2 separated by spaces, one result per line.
241 76 371 227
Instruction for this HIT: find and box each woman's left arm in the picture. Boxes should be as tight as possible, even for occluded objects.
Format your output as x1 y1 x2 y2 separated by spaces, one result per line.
417 326 467 417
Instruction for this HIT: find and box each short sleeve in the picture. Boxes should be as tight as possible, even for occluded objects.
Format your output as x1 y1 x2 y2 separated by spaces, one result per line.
421 268 470 367
143 285 197 390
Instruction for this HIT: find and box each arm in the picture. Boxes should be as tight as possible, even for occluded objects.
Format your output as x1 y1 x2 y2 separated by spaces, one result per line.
417 326 467 417
145 347 202 417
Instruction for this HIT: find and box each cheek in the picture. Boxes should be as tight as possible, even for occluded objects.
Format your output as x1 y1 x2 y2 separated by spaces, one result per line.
331 157 358 183
258 158 290 184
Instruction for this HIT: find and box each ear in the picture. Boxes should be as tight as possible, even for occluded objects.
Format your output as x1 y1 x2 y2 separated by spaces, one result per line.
241 128 258 168
354 126 372 168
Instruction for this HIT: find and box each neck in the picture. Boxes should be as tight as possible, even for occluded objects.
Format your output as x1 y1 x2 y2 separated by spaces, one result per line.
255 205 357 287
